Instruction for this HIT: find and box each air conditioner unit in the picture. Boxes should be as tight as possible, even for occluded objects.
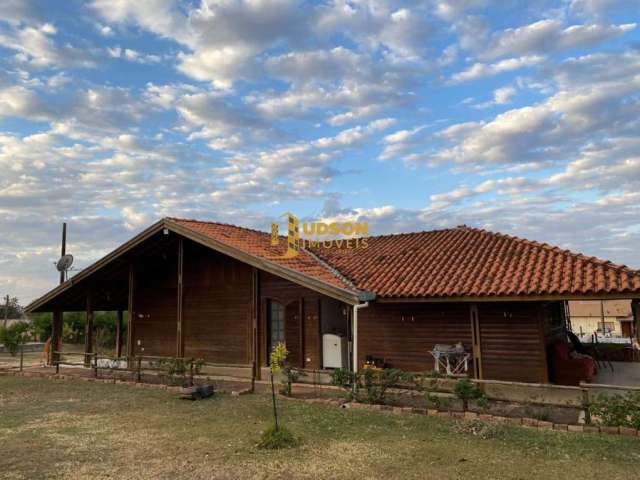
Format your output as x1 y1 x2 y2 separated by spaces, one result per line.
323 334 348 369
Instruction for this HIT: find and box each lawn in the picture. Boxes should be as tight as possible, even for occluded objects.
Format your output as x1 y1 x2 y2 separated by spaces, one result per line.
1 376 638 480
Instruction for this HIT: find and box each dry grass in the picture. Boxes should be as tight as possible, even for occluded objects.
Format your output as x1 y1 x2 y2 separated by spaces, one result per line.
1 376 639 479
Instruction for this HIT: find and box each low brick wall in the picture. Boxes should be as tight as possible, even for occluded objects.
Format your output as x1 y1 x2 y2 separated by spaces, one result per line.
279 394 640 438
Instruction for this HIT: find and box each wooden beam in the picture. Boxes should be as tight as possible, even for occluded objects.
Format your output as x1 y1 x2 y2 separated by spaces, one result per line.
176 238 184 358
50 310 63 366
126 263 135 360
251 267 259 382
84 292 93 367
299 297 304 369
115 310 123 358
470 304 483 380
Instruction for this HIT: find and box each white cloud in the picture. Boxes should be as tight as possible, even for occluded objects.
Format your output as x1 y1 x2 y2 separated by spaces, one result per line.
451 55 545 83
481 19 635 60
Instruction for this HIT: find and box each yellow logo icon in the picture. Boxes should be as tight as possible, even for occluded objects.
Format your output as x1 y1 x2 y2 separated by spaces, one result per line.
271 213 368 258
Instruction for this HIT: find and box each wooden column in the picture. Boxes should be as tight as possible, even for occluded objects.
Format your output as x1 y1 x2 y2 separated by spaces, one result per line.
84 292 94 367
50 310 63 366
298 297 304 368
252 268 260 380
633 300 640 342
470 304 483 379
115 310 123 358
126 263 135 360
176 238 184 358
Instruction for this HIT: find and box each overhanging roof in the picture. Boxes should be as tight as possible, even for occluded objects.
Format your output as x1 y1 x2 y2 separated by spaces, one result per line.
25 218 366 313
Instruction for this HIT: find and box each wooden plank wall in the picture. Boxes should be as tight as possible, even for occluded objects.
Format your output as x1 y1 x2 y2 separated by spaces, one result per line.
357 303 472 371
133 252 178 357
478 303 548 383
260 272 321 369
182 242 252 363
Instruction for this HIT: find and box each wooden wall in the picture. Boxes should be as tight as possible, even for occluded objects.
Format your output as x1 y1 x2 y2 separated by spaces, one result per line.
477 303 548 384
182 242 252 363
133 251 178 357
357 303 472 371
259 272 322 369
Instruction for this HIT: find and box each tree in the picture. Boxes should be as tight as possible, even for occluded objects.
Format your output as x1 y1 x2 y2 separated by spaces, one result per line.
0 321 31 355
1 296 21 327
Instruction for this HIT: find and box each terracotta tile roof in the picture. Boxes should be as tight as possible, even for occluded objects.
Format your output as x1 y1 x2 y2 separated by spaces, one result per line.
168 218 354 291
310 226 640 299
170 219 640 299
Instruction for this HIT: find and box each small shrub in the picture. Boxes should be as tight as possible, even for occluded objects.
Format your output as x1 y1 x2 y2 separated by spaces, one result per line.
361 368 414 405
258 424 299 450
454 420 506 440
280 365 306 396
0 321 30 356
453 378 484 411
475 394 490 411
588 392 640 429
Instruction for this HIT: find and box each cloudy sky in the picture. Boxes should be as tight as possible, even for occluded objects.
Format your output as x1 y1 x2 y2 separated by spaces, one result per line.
1 0 639 304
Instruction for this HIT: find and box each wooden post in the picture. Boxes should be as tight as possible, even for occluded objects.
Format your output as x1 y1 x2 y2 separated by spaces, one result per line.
176 238 184 358
126 263 135 362
470 304 483 379
50 310 63 366
84 292 93 367
299 297 304 368
115 310 123 358
252 268 260 382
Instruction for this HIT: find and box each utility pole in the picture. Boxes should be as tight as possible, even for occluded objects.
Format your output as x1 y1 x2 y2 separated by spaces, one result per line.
60 222 67 284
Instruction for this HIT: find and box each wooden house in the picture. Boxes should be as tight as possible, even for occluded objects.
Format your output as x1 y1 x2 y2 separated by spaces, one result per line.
26 218 640 384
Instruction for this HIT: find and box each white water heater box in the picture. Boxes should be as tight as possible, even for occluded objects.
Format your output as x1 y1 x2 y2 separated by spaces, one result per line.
323 334 348 369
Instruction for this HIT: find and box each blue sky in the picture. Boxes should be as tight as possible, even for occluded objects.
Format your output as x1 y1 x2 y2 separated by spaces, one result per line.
1 0 640 303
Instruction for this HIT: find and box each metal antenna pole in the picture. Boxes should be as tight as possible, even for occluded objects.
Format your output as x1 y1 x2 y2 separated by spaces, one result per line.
60 223 67 285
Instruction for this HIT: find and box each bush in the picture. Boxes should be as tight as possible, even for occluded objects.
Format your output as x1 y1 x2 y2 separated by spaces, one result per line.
588 392 640 429
453 378 486 411
280 365 305 396
0 321 31 355
360 368 415 405
258 424 299 450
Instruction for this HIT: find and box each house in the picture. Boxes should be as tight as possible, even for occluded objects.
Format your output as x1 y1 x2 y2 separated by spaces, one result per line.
568 300 634 338
25 218 640 385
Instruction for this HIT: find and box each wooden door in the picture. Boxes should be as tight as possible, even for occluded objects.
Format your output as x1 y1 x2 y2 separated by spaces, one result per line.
285 300 302 367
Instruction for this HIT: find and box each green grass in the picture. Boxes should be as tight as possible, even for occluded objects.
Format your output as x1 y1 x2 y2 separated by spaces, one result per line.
0 376 639 479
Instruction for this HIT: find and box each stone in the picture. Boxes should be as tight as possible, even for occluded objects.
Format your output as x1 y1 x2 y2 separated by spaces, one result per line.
583 425 600 434
506 417 522 426
463 411 478 420
553 424 568 431
537 421 553 430
600 426 620 435
567 425 584 433
522 417 538 427
427 409 439 417
478 414 493 422
619 427 637 437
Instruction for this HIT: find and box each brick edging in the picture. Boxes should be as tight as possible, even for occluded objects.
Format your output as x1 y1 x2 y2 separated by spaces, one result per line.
278 394 640 438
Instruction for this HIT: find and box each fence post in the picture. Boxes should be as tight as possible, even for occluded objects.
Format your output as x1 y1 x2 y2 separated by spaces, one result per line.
582 388 591 425
19 344 24 372
55 354 60 375
136 356 142 383
93 352 98 378
189 361 194 387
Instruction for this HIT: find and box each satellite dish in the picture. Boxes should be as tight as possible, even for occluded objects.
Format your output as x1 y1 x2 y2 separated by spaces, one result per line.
56 254 74 272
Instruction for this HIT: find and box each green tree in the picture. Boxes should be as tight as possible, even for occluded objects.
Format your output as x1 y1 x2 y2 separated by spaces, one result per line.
0 321 31 355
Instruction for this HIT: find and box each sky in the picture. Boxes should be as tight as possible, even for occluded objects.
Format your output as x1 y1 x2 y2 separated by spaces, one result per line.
1 0 640 305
